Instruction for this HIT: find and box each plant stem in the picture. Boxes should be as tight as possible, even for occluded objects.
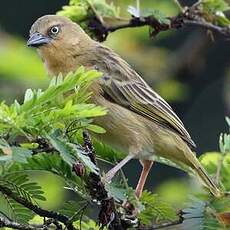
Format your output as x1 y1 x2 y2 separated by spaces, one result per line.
173 0 184 12
0 185 76 230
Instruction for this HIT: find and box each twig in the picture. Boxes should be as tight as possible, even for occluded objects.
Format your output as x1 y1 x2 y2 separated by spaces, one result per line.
0 185 76 230
192 0 202 9
0 216 41 230
138 211 183 229
147 219 183 229
136 0 140 17
67 202 89 226
81 131 126 230
0 217 63 230
173 0 184 12
106 15 230 37
215 154 224 185
42 218 63 230
183 19 230 37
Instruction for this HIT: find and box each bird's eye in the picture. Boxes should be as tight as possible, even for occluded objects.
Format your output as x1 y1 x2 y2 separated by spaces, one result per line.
49 26 60 36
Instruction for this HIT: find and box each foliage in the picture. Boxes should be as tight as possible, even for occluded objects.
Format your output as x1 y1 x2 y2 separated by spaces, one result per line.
0 67 106 226
200 0 230 26
57 0 120 38
0 66 105 139
0 67 228 229
127 6 170 25
0 172 45 223
138 191 177 225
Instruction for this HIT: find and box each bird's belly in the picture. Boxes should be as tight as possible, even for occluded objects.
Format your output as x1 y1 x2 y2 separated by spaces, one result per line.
92 99 154 157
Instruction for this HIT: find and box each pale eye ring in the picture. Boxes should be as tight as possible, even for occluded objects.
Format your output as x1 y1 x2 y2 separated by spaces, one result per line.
50 26 59 35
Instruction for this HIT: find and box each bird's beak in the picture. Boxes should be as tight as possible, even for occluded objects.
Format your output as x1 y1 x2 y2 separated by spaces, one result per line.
27 32 51 48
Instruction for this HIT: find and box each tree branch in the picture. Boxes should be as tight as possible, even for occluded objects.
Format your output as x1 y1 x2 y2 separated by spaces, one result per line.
88 4 230 41
0 216 40 230
80 131 126 229
183 19 230 37
0 185 76 230
0 216 63 230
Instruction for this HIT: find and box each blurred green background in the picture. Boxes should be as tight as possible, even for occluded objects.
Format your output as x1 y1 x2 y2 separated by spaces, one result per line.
0 0 229 211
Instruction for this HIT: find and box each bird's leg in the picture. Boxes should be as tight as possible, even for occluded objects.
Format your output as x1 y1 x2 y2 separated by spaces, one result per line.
103 155 133 183
135 160 153 198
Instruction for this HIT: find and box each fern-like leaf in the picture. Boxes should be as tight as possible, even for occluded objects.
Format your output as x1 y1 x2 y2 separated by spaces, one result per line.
139 191 177 225
0 172 45 223
8 153 88 197
0 172 45 203
0 194 34 223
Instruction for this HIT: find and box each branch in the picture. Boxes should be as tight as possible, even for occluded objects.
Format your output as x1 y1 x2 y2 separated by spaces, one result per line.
183 19 230 37
88 5 230 41
32 137 55 155
0 216 62 230
72 131 140 229
80 131 125 229
0 185 76 230
0 216 40 230
151 220 183 230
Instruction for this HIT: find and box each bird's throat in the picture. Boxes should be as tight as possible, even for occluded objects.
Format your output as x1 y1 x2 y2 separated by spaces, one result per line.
38 47 81 76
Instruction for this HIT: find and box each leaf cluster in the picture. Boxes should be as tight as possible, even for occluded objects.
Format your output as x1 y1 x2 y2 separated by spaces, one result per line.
0 67 107 227
199 0 230 26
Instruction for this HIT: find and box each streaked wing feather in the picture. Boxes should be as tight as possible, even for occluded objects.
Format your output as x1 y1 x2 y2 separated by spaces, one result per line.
103 78 196 148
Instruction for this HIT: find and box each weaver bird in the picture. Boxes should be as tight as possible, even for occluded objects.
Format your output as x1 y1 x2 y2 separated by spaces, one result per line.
27 15 221 198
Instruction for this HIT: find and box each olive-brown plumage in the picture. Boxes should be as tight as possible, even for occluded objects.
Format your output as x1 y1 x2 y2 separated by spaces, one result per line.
28 15 222 197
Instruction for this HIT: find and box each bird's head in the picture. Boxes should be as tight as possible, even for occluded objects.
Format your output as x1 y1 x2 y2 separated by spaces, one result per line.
27 15 93 75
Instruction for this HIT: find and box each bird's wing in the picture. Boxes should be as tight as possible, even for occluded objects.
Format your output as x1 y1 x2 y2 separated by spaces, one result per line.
101 76 196 148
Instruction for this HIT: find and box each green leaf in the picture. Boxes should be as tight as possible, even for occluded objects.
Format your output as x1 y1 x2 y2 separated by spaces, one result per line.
7 153 90 199
0 196 34 223
128 6 170 24
89 0 120 17
24 89 34 103
105 182 127 202
47 132 76 166
138 191 177 225
87 124 106 134
199 152 230 190
9 153 81 187
0 140 32 163
219 133 230 153
58 0 120 38
59 200 88 222
178 198 223 229
0 172 45 223
93 140 126 163
74 218 101 230
47 131 99 174
0 67 105 139
11 147 32 163
69 143 99 175
201 0 230 13
226 116 230 127
0 172 46 203
215 12 230 26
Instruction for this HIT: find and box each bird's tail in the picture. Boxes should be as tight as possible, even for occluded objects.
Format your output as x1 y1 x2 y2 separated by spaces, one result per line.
187 151 223 198
195 163 222 197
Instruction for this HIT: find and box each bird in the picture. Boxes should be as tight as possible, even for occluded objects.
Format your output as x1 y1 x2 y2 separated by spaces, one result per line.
27 15 222 198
